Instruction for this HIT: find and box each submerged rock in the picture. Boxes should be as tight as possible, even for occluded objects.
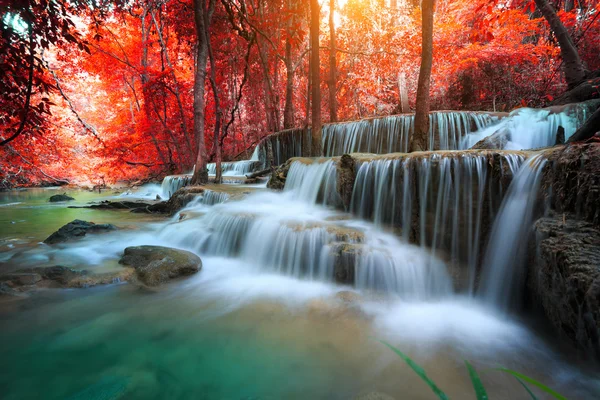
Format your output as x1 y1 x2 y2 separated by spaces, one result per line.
529 214 600 359
119 246 201 286
44 220 117 244
49 193 75 202
70 200 169 214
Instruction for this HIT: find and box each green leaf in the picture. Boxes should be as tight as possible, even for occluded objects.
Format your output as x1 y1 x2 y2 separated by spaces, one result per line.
496 368 566 400
379 340 449 400
515 377 539 400
465 360 488 400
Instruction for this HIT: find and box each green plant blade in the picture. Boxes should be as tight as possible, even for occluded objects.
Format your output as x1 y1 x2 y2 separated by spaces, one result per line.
496 368 566 400
515 377 539 400
379 340 449 400
464 360 488 400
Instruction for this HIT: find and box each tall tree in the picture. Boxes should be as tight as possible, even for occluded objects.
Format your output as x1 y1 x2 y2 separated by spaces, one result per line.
328 0 338 122
192 0 216 184
534 0 588 88
310 0 322 156
410 0 435 152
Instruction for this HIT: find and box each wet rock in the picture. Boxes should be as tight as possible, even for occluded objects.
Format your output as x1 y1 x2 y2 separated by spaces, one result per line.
70 200 169 214
266 159 293 190
329 243 363 285
471 127 509 150
354 392 396 400
0 273 42 286
67 269 135 288
49 193 75 202
528 213 600 359
337 154 356 211
44 220 117 244
335 290 363 304
120 246 201 286
34 265 85 285
541 143 600 226
165 186 206 214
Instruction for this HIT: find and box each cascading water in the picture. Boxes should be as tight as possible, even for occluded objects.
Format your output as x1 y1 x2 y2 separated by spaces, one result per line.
254 128 311 169
284 159 340 206
461 101 598 150
161 174 192 198
479 154 548 309
206 160 262 176
350 151 526 292
322 111 497 156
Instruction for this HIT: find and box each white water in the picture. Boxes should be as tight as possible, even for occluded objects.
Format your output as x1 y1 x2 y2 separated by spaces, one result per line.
350 152 525 293
461 102 595 150
479 155 548 309
322 111 497 156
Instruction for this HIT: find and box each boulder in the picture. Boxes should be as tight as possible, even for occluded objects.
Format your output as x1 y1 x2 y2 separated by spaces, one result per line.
119 246 201 286
44 220 117 244
528 214 600 359
49 193 75 202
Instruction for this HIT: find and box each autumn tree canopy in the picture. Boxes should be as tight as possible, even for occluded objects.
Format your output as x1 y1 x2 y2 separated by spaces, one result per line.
1 0 599 188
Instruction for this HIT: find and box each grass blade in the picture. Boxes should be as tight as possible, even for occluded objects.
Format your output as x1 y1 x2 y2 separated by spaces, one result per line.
496 368 566 400
464 360 488 400
515 377 539 400
379 340 449 400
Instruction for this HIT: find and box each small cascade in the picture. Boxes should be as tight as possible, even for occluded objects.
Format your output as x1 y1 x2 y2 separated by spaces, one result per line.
430 111 496 150
254 128 311 168
207 160 262 176
322 111 497 156
461 101 598 150
479 154 547 309
161 174 192 198
186 190 230 207
350 151 526 290
284 159 341 206
352 234 453 299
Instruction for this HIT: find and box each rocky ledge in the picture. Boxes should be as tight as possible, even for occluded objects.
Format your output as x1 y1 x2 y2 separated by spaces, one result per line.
119 245 202 286
44 220 117 244
528 214 600 359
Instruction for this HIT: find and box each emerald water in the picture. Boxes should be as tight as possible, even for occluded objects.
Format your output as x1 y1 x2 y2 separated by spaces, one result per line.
1 187 599 399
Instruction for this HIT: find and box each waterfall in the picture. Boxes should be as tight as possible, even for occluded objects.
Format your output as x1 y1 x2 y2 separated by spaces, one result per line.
284 159 341 206
322 111 497 156
185 190 230 207
350 152 526 291
206 160 262 176
353 234 453 299
479 154 547 309
161 175 192 198
254 128 311 168
461 101 597 150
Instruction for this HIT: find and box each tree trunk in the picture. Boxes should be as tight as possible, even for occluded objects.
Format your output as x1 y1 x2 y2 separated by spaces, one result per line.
191 0 215 185
534 0 588 89
204 2 223 184
328 0 338 123
398 72 409 113
310 0 322 156
567 108 600 143
409 0 434 152
283 45 295 129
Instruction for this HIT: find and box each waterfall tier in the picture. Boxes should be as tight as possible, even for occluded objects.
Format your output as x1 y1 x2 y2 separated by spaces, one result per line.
275 150 528 290
322 111 497 156
161 175 192 199
207 160 262 176
462 100 599 150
